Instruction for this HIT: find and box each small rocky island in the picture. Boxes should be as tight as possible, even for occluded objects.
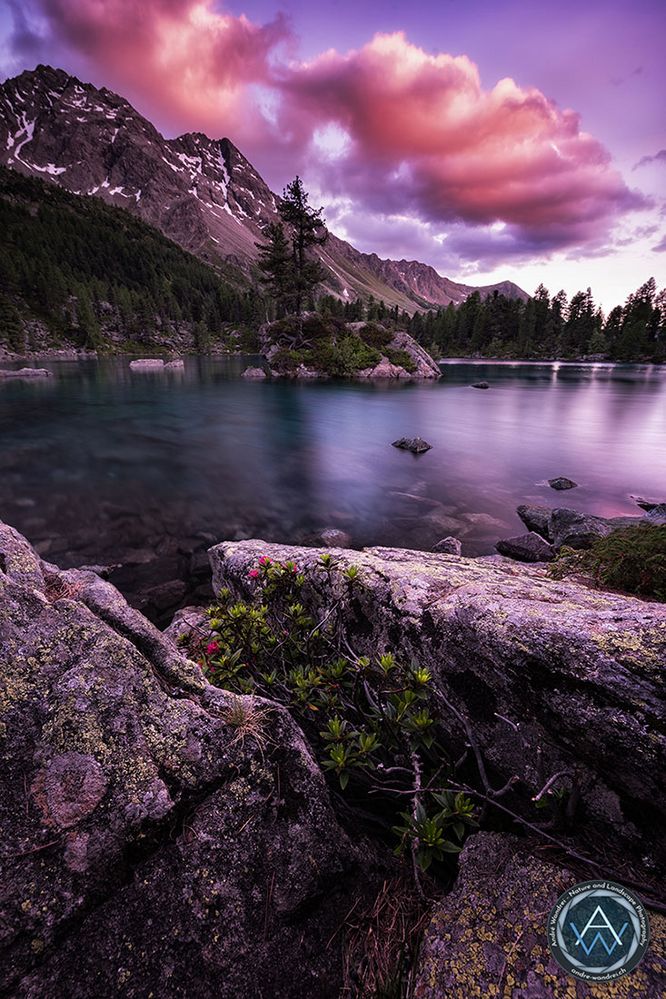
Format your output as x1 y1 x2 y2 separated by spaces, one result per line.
254 314 442 380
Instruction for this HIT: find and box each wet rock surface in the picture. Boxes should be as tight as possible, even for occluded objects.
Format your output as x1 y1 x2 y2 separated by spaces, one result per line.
432 536 462 555
495 531 555 562
391 437 433 454
0 521 382 998
548 476 578 490
212 539 666 869
414 833 665 999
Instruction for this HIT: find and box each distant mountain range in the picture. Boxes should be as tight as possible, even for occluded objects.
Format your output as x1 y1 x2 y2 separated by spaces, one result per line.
0 65 528 311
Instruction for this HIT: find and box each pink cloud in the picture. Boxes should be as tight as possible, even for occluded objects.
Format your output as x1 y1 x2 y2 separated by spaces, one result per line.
36 0 290 141
279 32 645 249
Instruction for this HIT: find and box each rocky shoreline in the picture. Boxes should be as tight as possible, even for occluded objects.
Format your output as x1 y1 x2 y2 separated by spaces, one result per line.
1 520 664 997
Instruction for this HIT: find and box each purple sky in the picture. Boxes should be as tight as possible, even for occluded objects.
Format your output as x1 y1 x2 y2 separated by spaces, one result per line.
1 0 664 307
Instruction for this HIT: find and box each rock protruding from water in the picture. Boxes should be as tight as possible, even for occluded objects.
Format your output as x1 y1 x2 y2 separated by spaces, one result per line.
549 476 578 490
549 507 614 548
495 531 555 562
241 366 267 380
0 367 52 379
129 358 165 370
432 536 462 555
164 358 185 370
212 538 666 866
516 504 553 540
414 832 665 999
391 436 432 454
644 503 666 525
0 520 379 998
470 380 490 389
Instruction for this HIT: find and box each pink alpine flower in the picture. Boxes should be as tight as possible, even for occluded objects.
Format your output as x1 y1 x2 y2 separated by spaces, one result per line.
258 556 271 566
206 642 219 655
248 568 260 579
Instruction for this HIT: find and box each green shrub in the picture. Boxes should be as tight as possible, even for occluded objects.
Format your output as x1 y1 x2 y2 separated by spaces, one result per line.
270 347 303 372
385 347 417 373
184 554 477 871
358 322 393 349
550 524 666 600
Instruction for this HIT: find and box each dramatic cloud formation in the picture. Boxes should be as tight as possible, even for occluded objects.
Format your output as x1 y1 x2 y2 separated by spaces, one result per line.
279 33 643 256
2 1 655 284
17 0 290 141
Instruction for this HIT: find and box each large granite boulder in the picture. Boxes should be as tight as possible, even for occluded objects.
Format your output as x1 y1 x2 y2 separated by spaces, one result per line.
211 540 666 868
548 508 616 549
516 504 553 540
495 532 555 562
0 522 380 998
414 832 665 999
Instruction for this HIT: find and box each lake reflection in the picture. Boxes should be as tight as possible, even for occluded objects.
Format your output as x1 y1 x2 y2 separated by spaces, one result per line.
1 357 664 570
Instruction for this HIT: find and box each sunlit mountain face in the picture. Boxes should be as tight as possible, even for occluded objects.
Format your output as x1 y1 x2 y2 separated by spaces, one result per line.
1 0 664 309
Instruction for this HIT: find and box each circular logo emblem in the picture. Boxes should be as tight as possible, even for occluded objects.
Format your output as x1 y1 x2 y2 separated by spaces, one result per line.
547 881 650 983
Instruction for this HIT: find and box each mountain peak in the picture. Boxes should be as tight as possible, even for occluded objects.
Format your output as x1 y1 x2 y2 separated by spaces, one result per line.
0 64 527 310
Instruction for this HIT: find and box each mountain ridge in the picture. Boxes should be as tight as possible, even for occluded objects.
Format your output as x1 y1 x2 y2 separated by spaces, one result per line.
0 64 528 311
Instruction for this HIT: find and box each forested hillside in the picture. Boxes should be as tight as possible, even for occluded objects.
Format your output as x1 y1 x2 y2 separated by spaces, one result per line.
0 166 263 354
403 281 666 362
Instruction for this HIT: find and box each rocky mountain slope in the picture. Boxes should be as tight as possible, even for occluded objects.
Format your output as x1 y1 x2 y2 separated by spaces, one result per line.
0 65 527 313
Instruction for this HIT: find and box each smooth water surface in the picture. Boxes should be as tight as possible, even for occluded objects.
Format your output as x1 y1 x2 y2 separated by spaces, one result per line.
1 357 664 570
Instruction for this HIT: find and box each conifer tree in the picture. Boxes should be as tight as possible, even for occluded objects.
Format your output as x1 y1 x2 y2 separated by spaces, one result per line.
255 222 295 317
278 177 327 314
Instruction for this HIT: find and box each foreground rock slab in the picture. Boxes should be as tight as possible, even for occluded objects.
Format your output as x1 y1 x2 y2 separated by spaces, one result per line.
413 832 665 999
0 522 379 998
129 358 165 370
212 539 666 867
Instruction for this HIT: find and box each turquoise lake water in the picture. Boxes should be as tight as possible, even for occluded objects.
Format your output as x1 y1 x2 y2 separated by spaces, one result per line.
1 357 664 570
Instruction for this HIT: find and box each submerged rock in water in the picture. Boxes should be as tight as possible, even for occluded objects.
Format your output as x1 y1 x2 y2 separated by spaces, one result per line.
413 832 665 999
212 538 666 866
548 476 578 490
432 536 462 555
318 527 352 548
0 367 51 379
241 366 267 380
391 436 432 454
0 520 380 998
129 358 165 370
495 531 555 562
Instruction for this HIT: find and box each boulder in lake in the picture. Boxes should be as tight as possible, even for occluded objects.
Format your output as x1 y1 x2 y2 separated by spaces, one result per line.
516 503 552 540
470 380 490 389
548 476 578 490
644 503 666 525
241 366 267 380
318 527 352 548
0 367 51 379
495 531 555 562
164 358 185 370
432 536 462 555
129 358 165 370
549 507 614 549
630 494 663 512
391 436 432 454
